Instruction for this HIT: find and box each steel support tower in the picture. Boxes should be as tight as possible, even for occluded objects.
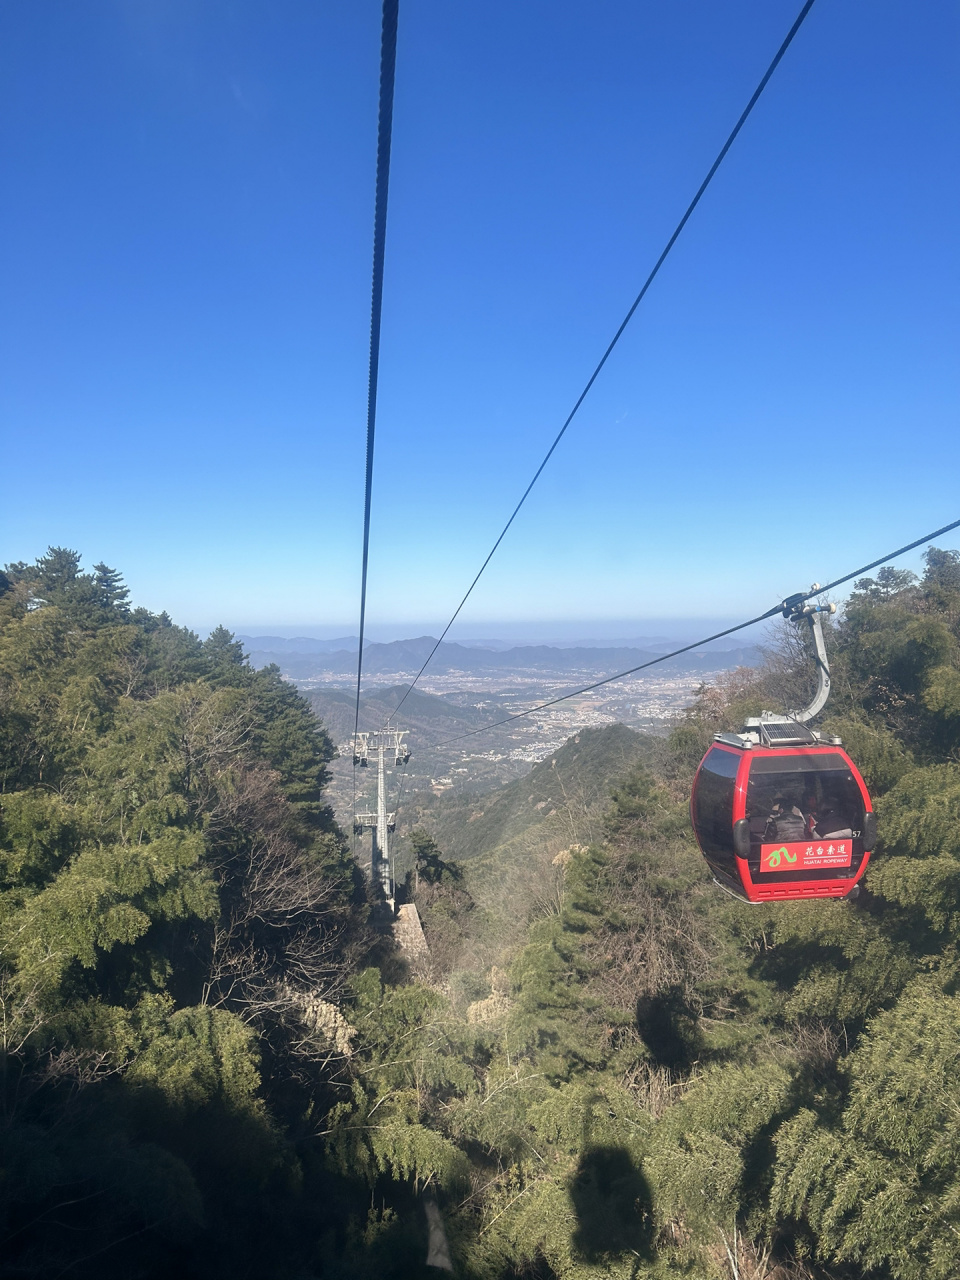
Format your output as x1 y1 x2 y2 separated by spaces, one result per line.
353 729 409 908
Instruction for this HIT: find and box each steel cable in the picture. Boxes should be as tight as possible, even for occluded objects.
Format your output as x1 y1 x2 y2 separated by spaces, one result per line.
352 0 400 846
427 516 960 749
390 0 818 721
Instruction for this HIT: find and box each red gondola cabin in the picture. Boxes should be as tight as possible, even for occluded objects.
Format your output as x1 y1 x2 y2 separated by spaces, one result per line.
691 723 875 903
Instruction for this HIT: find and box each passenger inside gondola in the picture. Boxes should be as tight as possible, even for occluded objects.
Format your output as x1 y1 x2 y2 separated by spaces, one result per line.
764 796 806 842
812 803 853 839
802 791 818 834
745 782 805 843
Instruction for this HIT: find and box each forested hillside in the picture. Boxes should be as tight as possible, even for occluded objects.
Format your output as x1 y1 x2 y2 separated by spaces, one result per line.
407 722 654 866
0 550 373 1276
3 546 960 1278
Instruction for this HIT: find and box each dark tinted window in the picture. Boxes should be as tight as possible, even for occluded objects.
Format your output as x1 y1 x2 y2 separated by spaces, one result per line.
749 752 849 776
693 748 739 866
746 760 865 844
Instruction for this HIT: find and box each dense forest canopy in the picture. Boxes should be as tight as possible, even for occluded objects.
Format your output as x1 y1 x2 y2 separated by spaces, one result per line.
2 545 960 1278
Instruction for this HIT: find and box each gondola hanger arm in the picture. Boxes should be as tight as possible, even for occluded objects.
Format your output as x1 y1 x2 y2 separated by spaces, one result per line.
781 584 836 723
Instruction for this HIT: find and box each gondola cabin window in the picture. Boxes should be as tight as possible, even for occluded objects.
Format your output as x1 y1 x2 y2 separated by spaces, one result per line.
692 747 741 880
745 753 865 874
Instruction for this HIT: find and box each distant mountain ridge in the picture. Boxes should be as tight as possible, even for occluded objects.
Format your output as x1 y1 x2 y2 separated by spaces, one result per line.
241 634 760 679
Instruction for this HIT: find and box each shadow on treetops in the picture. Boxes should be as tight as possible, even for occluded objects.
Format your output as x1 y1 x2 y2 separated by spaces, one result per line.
569 1145 654 1269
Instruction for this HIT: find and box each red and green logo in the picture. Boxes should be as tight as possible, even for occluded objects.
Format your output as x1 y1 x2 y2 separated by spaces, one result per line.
760 840 853 873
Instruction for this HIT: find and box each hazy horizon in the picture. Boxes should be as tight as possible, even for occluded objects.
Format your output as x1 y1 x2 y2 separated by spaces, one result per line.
218 617 773 649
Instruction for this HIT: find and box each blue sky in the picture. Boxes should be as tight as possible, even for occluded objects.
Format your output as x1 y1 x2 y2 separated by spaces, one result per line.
2 0 957 638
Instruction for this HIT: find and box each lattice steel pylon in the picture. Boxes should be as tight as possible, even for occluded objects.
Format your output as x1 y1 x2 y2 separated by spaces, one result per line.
353 728 409 908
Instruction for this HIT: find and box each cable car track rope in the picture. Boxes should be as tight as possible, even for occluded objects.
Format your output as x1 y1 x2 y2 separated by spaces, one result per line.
390 0 818 722
352 0 399 837
426 516 960 749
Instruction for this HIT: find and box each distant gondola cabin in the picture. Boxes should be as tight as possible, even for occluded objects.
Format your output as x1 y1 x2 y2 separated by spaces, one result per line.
691 729 875 902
